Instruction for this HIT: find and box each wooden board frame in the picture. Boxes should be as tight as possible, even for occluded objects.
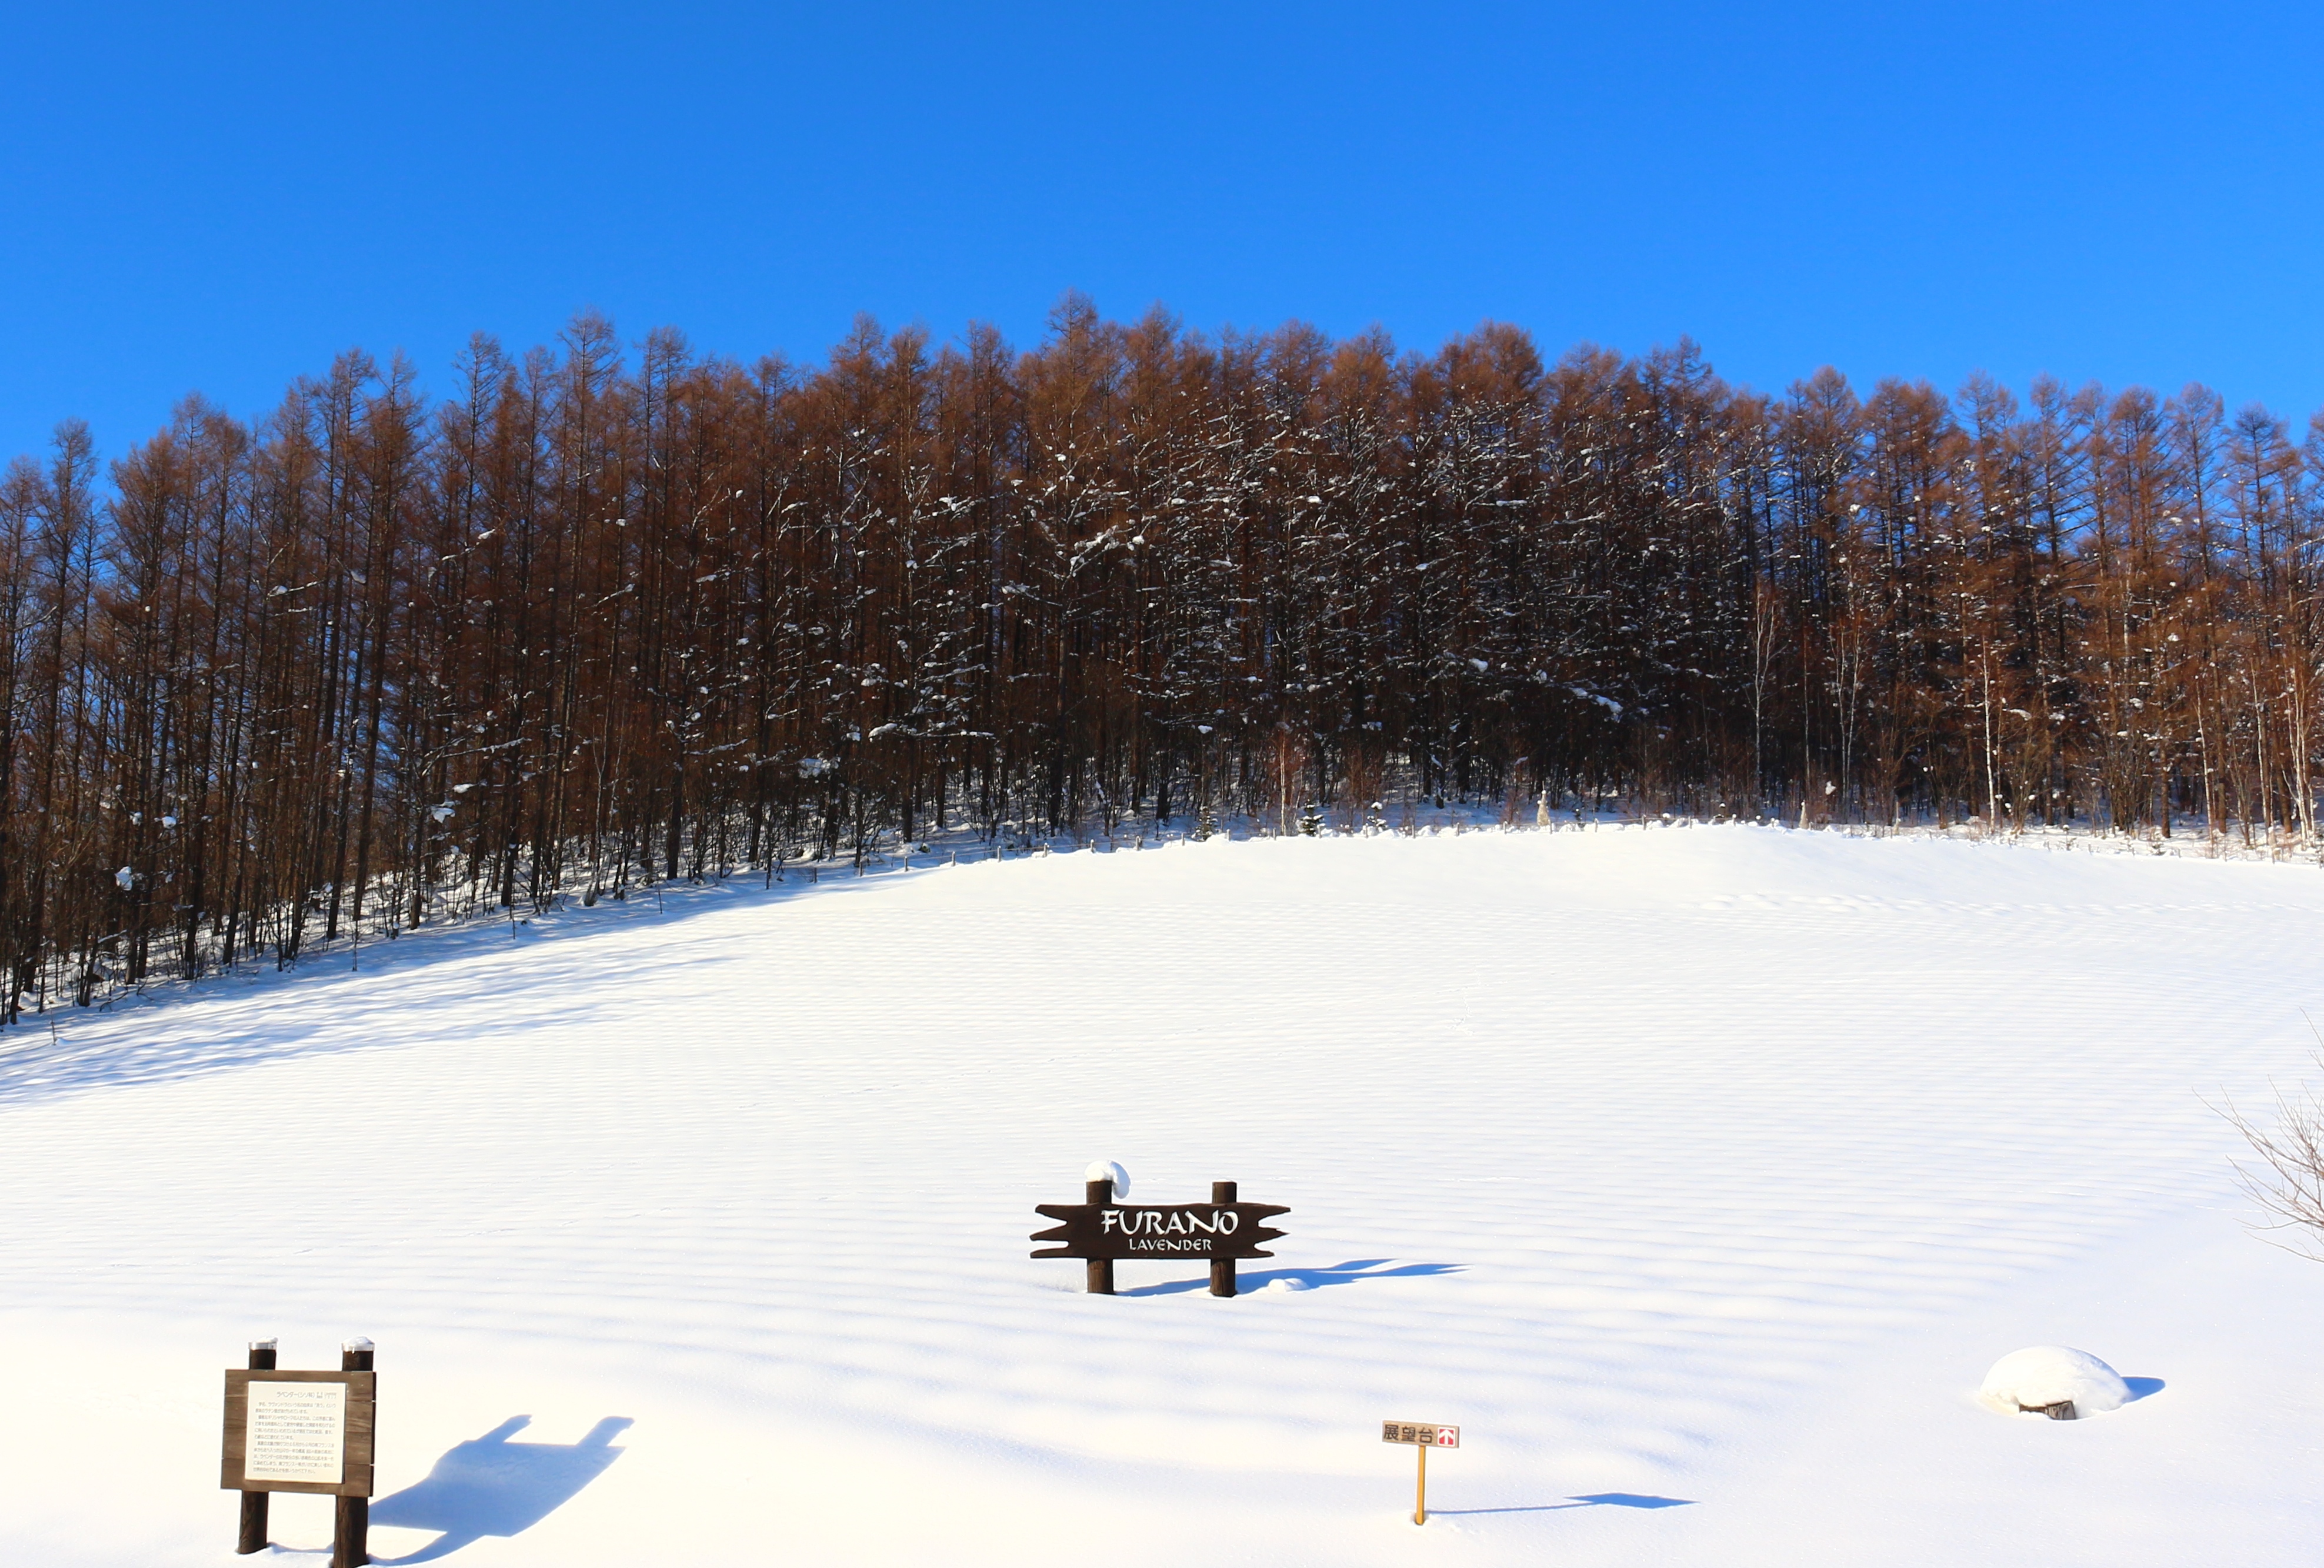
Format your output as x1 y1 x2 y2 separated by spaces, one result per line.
221 1370 376 1497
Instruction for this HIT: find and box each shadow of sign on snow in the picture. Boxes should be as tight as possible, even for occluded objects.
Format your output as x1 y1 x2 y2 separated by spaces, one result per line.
1437 1493 1696 1516
1120 1259 1462 1296
368 1415 630 1563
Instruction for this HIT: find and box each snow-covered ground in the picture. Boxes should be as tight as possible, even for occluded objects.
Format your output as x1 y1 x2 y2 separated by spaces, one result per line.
5 825 2323 1566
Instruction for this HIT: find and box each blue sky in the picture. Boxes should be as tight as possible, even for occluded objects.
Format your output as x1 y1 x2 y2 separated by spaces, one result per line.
4 1 2321 465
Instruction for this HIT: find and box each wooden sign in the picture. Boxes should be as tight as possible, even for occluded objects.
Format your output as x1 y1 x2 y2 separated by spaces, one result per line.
226 1340 375 1566
1383 1420 1459 1524
1033 1176 1288 1296
1381 1421 1459 1448
222 1370 376 1497
1031 1202 1289 1260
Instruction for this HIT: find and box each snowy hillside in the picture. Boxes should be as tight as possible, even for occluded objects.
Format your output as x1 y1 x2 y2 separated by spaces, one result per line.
5 825 2323 1566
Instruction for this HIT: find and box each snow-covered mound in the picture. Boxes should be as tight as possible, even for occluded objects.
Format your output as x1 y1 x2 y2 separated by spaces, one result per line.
4 825 2324 1567
1978 1346 2132 1417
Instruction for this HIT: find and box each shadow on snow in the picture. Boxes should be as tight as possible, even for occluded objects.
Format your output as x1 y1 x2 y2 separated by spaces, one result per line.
1119 1259 1463 1296
366 1414 631 1563
1436 1493 1696 1516
0 869 863 1109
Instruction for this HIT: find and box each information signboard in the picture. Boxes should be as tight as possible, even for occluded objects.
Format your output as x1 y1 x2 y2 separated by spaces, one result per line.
221 1370 376 1499
245 1380 349 1484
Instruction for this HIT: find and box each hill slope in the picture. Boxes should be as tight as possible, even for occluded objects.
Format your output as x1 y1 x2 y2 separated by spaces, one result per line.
4 825 2322 1566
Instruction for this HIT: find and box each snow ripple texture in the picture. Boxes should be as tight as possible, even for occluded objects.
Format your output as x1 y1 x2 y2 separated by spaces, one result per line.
4 825 2323 1565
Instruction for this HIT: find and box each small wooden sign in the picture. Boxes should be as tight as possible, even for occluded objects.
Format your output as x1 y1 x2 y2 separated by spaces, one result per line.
1031 1201 1289 1261
1382 1420 1459 1448
222 1370 377 1498
1385 1420 1459 1524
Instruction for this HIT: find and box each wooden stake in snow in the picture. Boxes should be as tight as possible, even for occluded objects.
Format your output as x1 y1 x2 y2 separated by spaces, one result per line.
1083 1176 1115 1295
1381 1422 1459 1524
334 1339 374 1568
1209 1181 1239 1296
235 1340 276 1554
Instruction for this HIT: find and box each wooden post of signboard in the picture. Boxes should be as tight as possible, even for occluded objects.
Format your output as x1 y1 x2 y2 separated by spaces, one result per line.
1415 1442 1427 1525
331 1340 374 1568
235 1341 277 1554
1083 1178 1115 1295
1209 1182 1238 1297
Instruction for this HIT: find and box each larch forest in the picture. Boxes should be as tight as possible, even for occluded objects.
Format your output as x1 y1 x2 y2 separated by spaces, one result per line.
2 295 2317 1018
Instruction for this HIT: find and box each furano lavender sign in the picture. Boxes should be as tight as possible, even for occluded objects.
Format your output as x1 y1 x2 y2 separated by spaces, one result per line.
1032 1173 1288 1297
1042 1201 1272 1257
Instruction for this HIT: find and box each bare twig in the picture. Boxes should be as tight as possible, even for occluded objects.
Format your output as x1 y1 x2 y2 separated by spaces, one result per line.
2215 1016 2324 1262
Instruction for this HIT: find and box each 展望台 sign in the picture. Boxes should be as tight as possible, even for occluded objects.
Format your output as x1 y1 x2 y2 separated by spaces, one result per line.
1382 1421 1459 1448
1383 1420 1460 1525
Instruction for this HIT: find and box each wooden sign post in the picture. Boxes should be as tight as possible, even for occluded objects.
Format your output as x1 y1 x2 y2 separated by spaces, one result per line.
235 1340 276 1554
1381 1421 1459 1524
222 1339 377 1565
1031 1179 1288 1296
335 1339 375 1568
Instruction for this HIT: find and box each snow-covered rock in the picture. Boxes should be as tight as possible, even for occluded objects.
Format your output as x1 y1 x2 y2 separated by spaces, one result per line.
1978 1346 2131 1417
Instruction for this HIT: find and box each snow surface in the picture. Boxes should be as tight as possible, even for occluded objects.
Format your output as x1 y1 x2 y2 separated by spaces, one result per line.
5 824 2324 1565
1979 1345 2132 1417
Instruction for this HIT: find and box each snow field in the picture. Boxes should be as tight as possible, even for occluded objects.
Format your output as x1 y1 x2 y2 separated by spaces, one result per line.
4 825 2323 1564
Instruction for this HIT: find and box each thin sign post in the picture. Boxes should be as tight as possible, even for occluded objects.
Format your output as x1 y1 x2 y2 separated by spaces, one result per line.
1381 1422 1459 1524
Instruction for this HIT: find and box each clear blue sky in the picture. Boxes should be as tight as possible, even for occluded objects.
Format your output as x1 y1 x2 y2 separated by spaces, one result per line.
5 1 2321 466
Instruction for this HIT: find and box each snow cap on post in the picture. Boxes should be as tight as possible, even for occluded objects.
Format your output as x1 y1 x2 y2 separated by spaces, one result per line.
342 1336 374 1354
1084 1160 1129 1199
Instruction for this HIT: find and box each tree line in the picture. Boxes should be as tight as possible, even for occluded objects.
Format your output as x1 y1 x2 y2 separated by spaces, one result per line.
4 295 2319 1017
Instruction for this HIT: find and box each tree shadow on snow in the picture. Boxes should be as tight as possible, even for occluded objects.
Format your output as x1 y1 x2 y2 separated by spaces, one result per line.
1436 1493 1696 1516
366 1415 631 1563
1119 1259 1462 1296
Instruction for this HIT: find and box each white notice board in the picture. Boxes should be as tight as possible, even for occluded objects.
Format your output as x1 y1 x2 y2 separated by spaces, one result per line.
244 1379 348 1484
